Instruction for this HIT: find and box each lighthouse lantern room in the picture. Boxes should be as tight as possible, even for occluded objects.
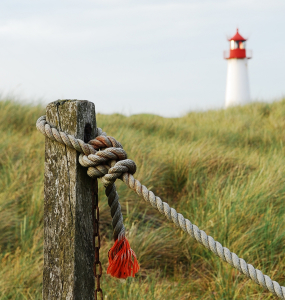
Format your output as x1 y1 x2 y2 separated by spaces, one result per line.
224 29 252 108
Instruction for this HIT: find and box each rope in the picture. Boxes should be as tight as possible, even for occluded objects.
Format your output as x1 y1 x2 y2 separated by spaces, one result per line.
36 115 285 299
36 115 126 241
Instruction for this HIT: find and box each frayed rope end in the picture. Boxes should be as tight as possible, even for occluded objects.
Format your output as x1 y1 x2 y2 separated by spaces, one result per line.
107 237 139 279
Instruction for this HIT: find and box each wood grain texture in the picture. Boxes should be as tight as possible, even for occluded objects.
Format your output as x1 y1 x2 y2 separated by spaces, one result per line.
43 100 97 300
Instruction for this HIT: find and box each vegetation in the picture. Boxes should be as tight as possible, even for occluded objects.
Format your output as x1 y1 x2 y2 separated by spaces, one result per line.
0 98 285 299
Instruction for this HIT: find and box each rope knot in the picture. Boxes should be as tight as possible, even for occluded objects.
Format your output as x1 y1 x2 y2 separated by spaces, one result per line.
36 115 140 279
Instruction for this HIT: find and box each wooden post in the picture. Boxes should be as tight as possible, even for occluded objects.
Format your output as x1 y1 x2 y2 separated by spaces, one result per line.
43 100 97 300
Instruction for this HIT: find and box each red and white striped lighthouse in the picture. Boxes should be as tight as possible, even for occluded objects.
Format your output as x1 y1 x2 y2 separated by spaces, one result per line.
224 29 252 108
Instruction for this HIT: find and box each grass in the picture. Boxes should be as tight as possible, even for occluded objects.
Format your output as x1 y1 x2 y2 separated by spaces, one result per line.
0 98 285 299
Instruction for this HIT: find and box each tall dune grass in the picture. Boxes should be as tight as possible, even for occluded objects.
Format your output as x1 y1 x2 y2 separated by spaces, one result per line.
0 98 284 299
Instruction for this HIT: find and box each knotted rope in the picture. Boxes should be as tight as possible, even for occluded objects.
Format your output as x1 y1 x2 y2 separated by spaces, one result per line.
36 115 285 299
36 115 127 242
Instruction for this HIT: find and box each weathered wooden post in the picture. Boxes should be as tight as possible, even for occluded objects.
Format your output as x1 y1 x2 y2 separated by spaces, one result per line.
43 100 97 299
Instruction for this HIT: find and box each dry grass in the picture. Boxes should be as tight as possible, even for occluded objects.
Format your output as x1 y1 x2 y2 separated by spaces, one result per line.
0 98 285 299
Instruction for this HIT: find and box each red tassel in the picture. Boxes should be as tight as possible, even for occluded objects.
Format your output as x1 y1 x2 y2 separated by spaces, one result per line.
107 237 140 279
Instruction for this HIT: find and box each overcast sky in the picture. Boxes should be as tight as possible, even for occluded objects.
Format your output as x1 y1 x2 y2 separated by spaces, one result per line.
0 0 284 116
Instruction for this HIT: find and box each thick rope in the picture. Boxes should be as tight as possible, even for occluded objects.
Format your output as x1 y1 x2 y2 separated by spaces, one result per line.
36 116 126 241
121 174 285 299
36 116 97 155
37 116 285 299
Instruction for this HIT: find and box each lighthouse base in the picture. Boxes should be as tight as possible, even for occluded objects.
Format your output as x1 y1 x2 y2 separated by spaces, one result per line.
225 58 250 108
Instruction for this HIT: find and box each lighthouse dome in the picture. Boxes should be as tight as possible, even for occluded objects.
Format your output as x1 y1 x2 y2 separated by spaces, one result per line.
224 28 251 60
228 29 247 41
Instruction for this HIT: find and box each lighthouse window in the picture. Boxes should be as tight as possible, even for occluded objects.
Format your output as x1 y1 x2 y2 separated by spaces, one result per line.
240 41 246 49
230 40 239 49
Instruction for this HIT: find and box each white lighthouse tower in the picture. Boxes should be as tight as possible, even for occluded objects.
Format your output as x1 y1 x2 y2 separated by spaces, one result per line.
224 29 252 108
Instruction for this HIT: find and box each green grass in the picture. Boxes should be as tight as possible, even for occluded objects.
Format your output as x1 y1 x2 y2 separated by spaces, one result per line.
0 98 285 299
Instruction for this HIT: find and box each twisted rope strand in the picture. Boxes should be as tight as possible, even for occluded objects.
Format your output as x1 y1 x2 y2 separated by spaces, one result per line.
37 116 126 241
119 173 285 299
37 116 285 299
36 116 96 155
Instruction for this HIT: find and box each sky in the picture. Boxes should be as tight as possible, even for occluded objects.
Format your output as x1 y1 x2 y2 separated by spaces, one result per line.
0 0 285 117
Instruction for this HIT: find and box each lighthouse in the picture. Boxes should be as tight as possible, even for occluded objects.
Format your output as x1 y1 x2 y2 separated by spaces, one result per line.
224 29 252 108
